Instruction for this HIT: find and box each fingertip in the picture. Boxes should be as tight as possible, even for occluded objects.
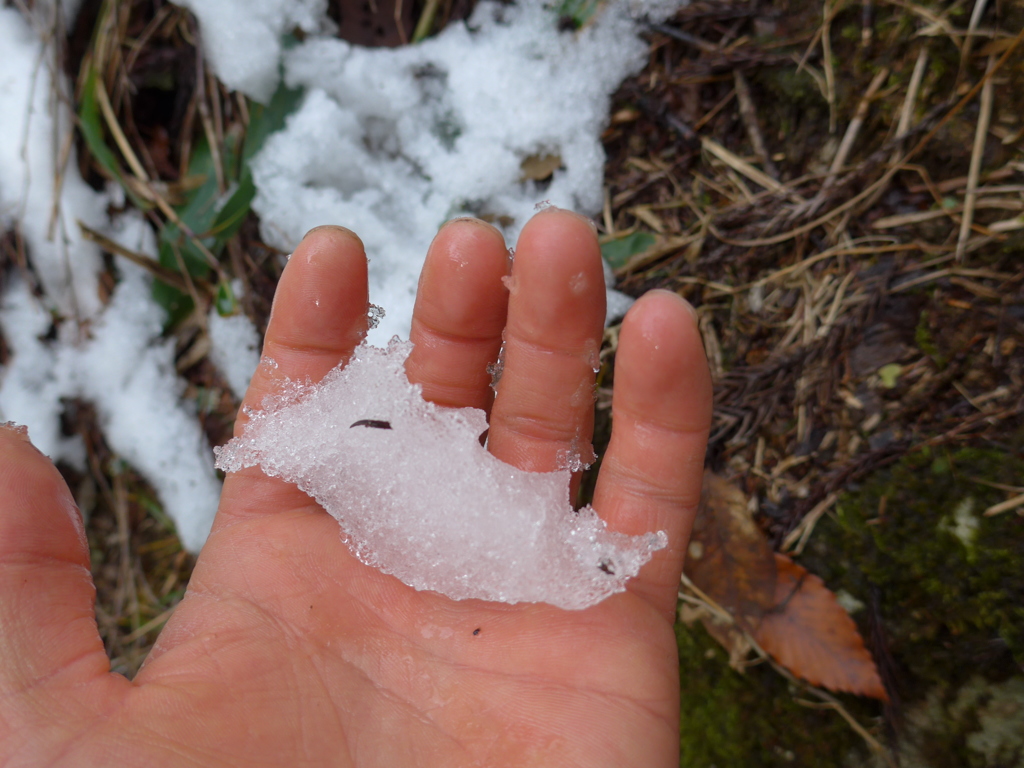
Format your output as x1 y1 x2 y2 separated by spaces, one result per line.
0 427 88 564
419 218 510 314
437 216 506 243
405 217 510 411
264 224 369 354
623 289 698 335
509 208 605 342
617 291 712 430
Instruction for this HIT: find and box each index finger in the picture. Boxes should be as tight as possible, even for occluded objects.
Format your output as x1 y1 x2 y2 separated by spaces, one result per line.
217 226 369 526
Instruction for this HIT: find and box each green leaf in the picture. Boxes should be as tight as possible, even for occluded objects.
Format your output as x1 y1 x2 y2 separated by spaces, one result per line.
600 231 656 271
149 78 303 322
243 82 304 162
150 279 194 328
214 280 238 317
209 173 256 241
554 0 602 28
878 363 902 389
154 80 302 286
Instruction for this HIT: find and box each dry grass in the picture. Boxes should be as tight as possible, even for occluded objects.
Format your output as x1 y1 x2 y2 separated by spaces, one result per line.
597 0 1024 551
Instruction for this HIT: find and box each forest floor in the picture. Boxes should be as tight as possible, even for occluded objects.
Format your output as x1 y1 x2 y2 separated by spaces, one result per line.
6 0 1023 765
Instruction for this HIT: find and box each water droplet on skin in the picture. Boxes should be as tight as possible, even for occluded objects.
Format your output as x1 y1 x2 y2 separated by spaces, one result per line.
534 200 553 212
260 357 279 371
569 272 587 295
583 339 601 374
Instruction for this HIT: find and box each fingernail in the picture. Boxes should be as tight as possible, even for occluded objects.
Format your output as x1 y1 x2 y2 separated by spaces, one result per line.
535 205 598 235
650 289 700 323
677 295 700 324
302 224 364 248
438 216 504 237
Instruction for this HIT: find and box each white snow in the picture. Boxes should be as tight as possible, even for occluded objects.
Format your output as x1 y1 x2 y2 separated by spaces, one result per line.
250 0 648 341
216 340 666 609
0 3 221 552
0 215 222 552
207 308 262 401
0 5 106 321
172 0 329 103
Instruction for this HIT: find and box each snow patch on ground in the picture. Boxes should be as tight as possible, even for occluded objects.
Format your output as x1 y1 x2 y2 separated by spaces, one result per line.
0 215 222 552
208 308 262 401
0 5 220 552
173 0 329 103
251 1 648 340
0 6 106 320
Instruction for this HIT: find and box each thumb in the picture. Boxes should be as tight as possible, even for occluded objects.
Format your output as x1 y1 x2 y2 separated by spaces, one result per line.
0 424 108 699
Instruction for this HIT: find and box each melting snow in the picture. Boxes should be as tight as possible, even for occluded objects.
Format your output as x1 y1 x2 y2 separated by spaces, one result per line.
216 340 666 609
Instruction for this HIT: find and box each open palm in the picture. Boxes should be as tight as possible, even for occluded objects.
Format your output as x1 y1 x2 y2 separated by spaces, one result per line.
0 209 712 767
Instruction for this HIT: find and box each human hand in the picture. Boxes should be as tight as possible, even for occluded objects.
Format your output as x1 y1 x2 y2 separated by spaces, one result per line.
0 209 712 767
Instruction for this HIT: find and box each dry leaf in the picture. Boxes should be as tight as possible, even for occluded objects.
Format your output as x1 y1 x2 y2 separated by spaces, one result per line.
519 153 563 181
753 554 888 701
686 472 777 632
683 475 887 701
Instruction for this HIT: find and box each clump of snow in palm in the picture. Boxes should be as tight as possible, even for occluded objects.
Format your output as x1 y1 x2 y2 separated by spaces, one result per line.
250 1 652 340
208 307 262 400
216 341 666 609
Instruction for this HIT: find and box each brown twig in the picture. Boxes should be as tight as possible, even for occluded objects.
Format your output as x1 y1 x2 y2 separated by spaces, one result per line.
956 55 996 262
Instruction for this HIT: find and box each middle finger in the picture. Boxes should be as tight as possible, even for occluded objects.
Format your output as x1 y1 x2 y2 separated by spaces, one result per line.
486 208 606 473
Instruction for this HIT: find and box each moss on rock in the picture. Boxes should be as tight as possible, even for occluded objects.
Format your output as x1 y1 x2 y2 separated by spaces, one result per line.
799 444 1024 764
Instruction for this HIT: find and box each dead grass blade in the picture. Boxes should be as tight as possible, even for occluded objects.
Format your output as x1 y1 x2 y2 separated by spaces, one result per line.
956 54 996 261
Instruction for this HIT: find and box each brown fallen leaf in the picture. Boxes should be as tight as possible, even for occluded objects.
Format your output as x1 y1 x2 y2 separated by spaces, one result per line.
686 472 777 632
753 554 888 701
519 153 563 181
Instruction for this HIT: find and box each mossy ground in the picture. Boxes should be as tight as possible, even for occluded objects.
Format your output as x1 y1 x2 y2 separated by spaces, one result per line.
677 621 870 767
801 444 1024 766
675 444 1024 767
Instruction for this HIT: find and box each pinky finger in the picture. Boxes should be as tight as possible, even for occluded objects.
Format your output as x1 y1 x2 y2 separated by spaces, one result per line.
591 291 713 622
